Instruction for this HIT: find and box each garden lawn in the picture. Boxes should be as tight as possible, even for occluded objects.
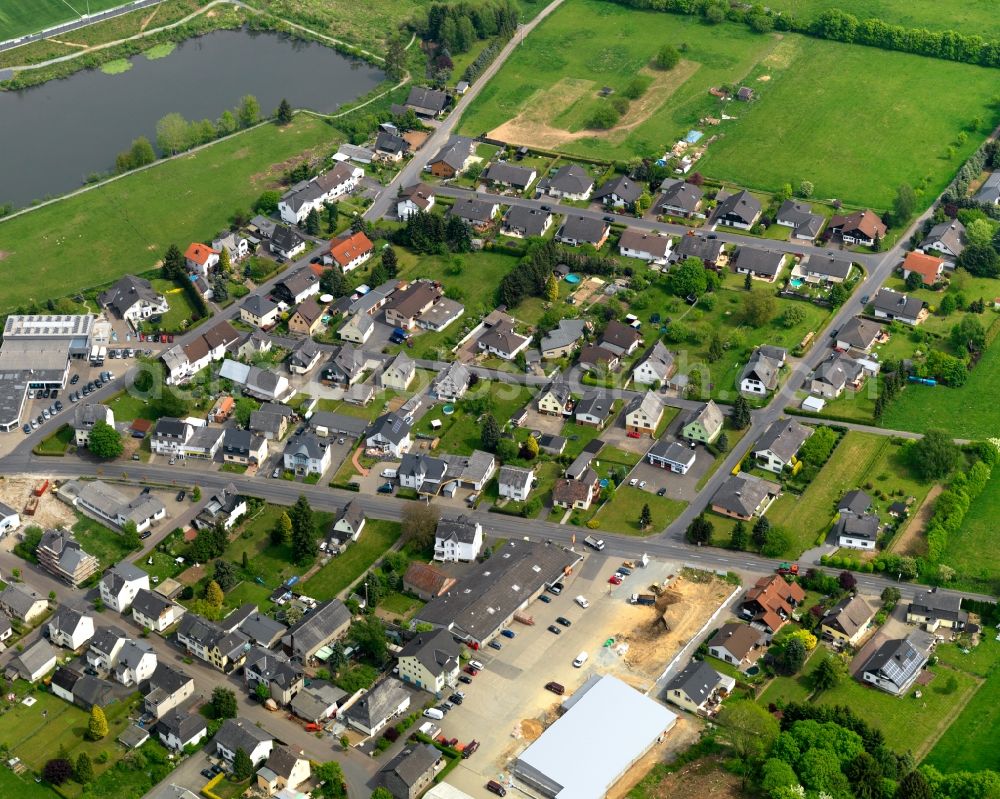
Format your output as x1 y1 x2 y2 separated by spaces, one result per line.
926 632 1000 773
34 424 73 455
300 519 402 600
0 0 123 39
151 278 201 332
0 114 339 313
0 769 55 799
73 514 135 567
414 386 536 455
379 591 425 618
591 486 686 535
107 385 158 421
939 467 1000 594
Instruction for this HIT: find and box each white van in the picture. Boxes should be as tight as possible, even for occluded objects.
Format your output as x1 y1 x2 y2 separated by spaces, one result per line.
573 651 589 668
381 468 398 479
423 708 444 720
574 596 590 609
469 659 485 672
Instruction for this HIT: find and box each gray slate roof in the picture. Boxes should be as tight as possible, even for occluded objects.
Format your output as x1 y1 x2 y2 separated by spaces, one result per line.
215 717 273 753
711 473 780 517
280 599 351 660
754 418 812 463
838 489 873 515
873 288 923 319
666 659 723 705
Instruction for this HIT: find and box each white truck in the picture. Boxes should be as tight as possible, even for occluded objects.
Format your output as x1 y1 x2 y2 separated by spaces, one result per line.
574 595 590 609
583 535 605 551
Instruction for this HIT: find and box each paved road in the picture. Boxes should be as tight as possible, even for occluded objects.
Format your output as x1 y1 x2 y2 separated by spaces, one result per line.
363 0 568 222
0 0 165 53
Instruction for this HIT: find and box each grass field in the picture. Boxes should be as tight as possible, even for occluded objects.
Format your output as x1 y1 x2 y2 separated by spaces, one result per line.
0 114 339 313
301 519 402 600
591 486 686 535
73 514 135 567
412 386 536 455
150 278 202 332
459 0 998 208
34 424 74 455
763 0 1000 40
0 0 124 40
939 468 1000 594
0 768 56 799
926 632 1000 772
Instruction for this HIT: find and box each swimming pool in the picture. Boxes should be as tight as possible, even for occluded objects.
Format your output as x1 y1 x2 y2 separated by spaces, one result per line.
565 273 581 284
790 278 804 288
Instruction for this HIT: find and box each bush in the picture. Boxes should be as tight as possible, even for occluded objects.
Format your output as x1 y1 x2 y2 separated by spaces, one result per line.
654 44 680 69
586 103 620 130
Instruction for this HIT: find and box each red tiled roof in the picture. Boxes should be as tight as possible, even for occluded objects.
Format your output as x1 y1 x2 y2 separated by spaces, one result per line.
902 251 944 285
184 242 218 265
329 231 374 269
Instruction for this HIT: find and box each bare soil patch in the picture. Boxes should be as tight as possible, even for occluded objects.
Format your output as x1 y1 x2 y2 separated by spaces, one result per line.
0 475 76 533
890 483 940 557
620 755 743 799
607 717 701 799
490 61 699 149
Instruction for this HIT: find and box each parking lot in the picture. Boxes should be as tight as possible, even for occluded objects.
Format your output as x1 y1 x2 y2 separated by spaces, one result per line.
21 362 122 435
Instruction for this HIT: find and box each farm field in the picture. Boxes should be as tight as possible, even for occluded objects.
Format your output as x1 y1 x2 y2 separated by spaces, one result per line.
938 467 1000 594
0 114 339 313
0 0 124 40
459 0 998 208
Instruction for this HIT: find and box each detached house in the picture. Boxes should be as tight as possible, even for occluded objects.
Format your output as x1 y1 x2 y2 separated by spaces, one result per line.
632 341 675 386
477 319 530 361
834 512 880 550
861 630 934 695
249 403 293 441
340 312 375 345
574 389 612 427
9 639 57 683
131 589 185 633
288 298 325 337
158 709 208 751
396 183 436 220
873 288 923 325
739 575 804 634
427 136 475 178
483 161 537 191
142 663 194 718
287 338 324 375
537 381 573 416
821 595 877 646
624 391 663 437
920 219 966 265
973 171 1000 205
600 320 642 356
594 175 643 209
374 130 410 162
378 352 416 391
557 215 609 248
329 230 374 273
87 625 128 670
752 418 812 474
538 164 594 201
100 562 149 613
257 746 311 796
740 346 785 395
343 678 411 737
431 361 470 401
245 648 304 706
330 500 366 546
655 179 704 218
366 412 413 458
386 281 442 330
37 527 100 586
99 275 169 321
498 466 535 501
0 583 48 624
707 623 766 670
665 659 735 715
396 628 460 694
711 474 780 521
552 468 600 511
681 400 724 444
714 189 761 230
619 229 673 265
540 319 587 360
502 205 553 238
240 294 281 328
732 246 784 282
403 563 456 601
449 198 499 231
184 243 219 277
283 431 331 476
901 250 945 287
672 235 724 267
835 317 882 353
151 417 192 456
114 639 157 686
646 440 695 474
434 516 483 563
274 267 320 306
828 209 886 247
222 428 269 465
47 606 95 650
775 199 824 241
280 599 351 661
404 86 449 117
907 589 968 631
270 225 307 260
215 718 274 766
379 745 442 799
810 352 872 398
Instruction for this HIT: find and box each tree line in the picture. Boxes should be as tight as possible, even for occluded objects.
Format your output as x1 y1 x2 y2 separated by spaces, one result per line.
424 0 519 54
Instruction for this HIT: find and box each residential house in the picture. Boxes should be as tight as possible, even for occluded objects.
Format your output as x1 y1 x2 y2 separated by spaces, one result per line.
477 319 530 360
222 428 269 465
403 563 456 602
405 86 448 117
288 298 324 337
99 275 169 322
87 625 128 670
537 321 585 362
278 163 363 225
574 390 612 427
214 718 274 765
873 287 925 326
100 562 150 613
498 465 535 501
799 254 853 284
157 709 208 751
283 431 331 476
632 341 675 386
212 231 250 264
330 500 366 546
340 312 375 345
239 612 287 649
834 512 880 550
396 183 436 219
828 209 886 246
329 231 374 273
131 589 185 633
537 381 573 416
619 229 673 265
646 440 695 474
711 473 781 521
161 320 242 384
860 630 934 695
427 136 475 178
538 164 594 201
0 616 10 644
920 219 966 265
753 418 812 474
775 199 825 240
209 396 235 424
740 347 784 395
714 189 761 230
396 628 460 694
47 606 95 650
193 484 246 533
739 575 805 634
434 516 483 563
374 130 410 162
821 595 877 646
68 479 166 532
378 352 416 391
257 746 311 796
732 246 784 282
594 175 643 209
245 648 304 705
416 296 465 332
431 361 470 401
448 198 499 231
342 678 411 737
9 639 57 682
184 243 219 277
973 171 1000 205
624 391 663 436
37 528 100 586
287 340 324 378
270 225 307 260
552 468 600 510
577 344 619 374
366 412 413 458
502 205 553 238
182 426 224 460
142 663 194 718
671 235 724 267
557 215 609 248
150 417 192 456
0 501 20 538
290 682 346 724
177 614 222 662
599 320 642 357
707 623 766 670
665 660 735 715
906 589 968 631
319 344 377 386
386 281 441 330
655 179 704 218
483 161 537 191
901 250 945 287
280 599 351 661
835 317 882 353
809 352 872 398
379 745 442 799
0 583 48 624
114 639 157 686
274 268 321 306
681 400 724 444
249 403 293 441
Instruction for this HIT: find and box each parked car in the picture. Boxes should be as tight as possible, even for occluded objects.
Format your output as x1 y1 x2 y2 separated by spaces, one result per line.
42 409 50 420
377 482 394 494
70 374 80 384
629 478 638 486
547 625 562 635
638 480 646 489
140 531 152 540
488 640 502 650
538 594 551 603
544 681 565 695
458 675 473 685
448 693 464 705
22 424 30 434
500 629 516 639
547 584 562 595
657 487 667 496
176 490 186 502
555 616 571 627
463 665 479 676
272 468 281 478
608 574 622 585
486 781 507 796
200 769 214 780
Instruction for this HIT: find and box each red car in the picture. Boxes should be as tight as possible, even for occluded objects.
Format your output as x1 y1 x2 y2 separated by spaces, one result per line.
608 574 623 585
626 431 642 438
464 665 479 676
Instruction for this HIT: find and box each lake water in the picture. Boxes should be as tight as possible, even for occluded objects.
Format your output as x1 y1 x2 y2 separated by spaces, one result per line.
0 28 384 208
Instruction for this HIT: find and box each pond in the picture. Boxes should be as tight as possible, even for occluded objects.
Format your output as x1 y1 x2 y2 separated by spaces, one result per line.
0 28 384 208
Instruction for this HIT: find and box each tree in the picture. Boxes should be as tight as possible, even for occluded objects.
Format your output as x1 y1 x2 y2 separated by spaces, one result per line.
402 502 440 551
43 759 74 785
705 3 724 23
730 520 748 550
717 700 779 786
381 245 399 277
232 748 254 781
371 789 394 799
828 282 849 307
743 271 753 291
522 435 539 460
787 629 817 651
121 520 141 552
685 513 713 545
156 112 190 155
741 289 777 327
255 682 271 702
290 494 318 564
234 397 259 428
893 183 916 224
87 420 123 459
305 207 321 236
708 334 725 362
958 243 1000 277
809 654 845 692
238 95 261 128
761 758 799 796
777 636 807 674
545 274 559 302
162 242 186 280
480 413 501 452
897 770 932 799
909 429 960 480
838 570 857 591
214 559 239 591
905 271 924 292
752 515 771 549
846 752 883 799
205 579 224 607
211 687 238 719
640 503 652 530
384 37 406 82
75 752 94 784
664 258 709 297
635 191 652 214
276 98 293 124
881 586 901 606
254 190 282 216
314 761 347 799
87 705 108 740
798 180 814 198
731 396 751 429
349 616 388 663
781 305 806 328
654 43 680 69
965 217 997 248
272 511 292 546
